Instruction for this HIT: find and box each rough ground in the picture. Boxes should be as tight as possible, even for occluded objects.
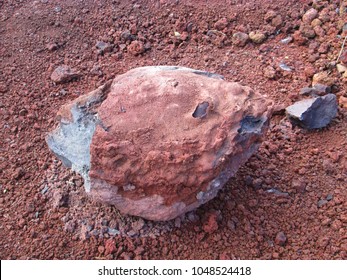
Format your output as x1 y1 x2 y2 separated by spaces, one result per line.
0 0 346 260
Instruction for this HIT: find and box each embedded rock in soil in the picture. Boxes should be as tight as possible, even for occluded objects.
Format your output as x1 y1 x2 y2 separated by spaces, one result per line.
286 94 338 129
47 66 273 221
249 31 266 44
50 65 80 84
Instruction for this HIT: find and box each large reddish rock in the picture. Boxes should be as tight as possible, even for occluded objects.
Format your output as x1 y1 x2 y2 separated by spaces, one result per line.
47 66 273 221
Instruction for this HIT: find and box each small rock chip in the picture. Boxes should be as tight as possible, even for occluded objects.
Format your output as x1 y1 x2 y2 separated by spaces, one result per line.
286 94 338 129
302 8 318 24
340 50 347 65
264 10 277 22
271 15 283 28
0 83 8 93
127 40 145 55
214 18 228 31
275 231 287 246
339 96 347 108
312 71 334 86
312 84 331 95
98 246 105 254
337 64 347 73
263 66 276 79
121 30 135 41
232 32 249 47
249 31 266 44
46 43 58 51
292 179 306 193
104 239 116 255
50 65 80 84
203 212 219 234
300 87 315 96
52 190 69 208
317 199 328 208
280 37 293 44
301 84 331 97
311 18 322 27
13 167 25 180
300 24 316 39
95 41 113 54
293 30 307 45
313 25 325 37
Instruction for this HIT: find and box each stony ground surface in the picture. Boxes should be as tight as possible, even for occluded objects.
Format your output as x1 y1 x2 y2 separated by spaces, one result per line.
0 0 346 259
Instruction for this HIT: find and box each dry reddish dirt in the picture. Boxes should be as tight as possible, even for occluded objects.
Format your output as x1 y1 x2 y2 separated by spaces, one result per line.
0 0 346 260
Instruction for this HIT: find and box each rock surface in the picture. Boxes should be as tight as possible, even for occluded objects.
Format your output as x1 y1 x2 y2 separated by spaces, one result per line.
286 94 338 129
47 66 273 221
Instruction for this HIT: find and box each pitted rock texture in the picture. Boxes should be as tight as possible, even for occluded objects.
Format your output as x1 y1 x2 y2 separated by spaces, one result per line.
47 66 273 221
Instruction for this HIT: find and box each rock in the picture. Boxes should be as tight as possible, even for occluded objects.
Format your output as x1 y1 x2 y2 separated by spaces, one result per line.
0 83 8 93
275 231 287 246
340 50 347 65
46 42 58 51
203 212 219 234
132 218 145 232
339 96 347 108
300 24 316 38
301 84 331 97
286 94 338 129
108 228 120 236
312 71 334 86
50 65 80 84
64 220 76 233
13 167 25 180
271 15 283 28
302 8 318 24
127 40 145 55
317 199 328 208
292 179 306 193
279 62 292 72
337 64 347 73
104 239 116 255
317 42 329 53
249 31 266 44
232 32 249 47
95 41 113 54
214 18 228 31
312 84 331 95
280 37 293 44
263 66 276 79
47 66 273 221
313 25 325 37
293 30 307 45
98 246 105 254
52 189 69 208
264 10 277 22
311 18 322 27
121 30 135 41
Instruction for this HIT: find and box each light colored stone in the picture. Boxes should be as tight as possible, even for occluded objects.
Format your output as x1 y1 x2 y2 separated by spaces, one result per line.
312 71 335 86
339 96 347 108
249 31 267 44
337 64 347 73
50 65 80 84
232 32 249 47
302 8 318 24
